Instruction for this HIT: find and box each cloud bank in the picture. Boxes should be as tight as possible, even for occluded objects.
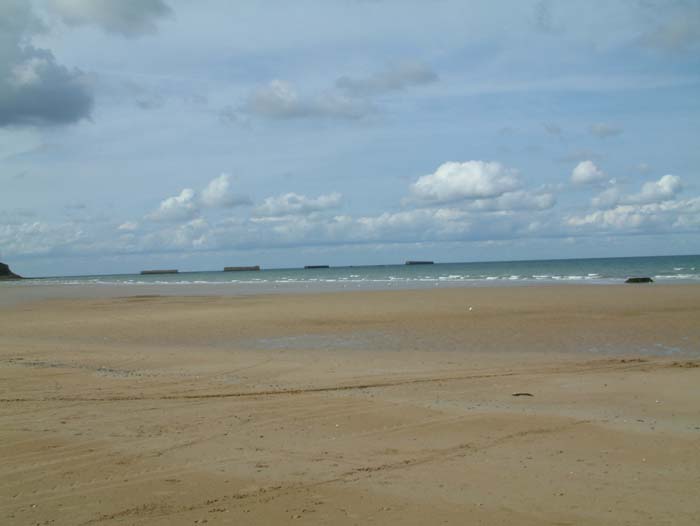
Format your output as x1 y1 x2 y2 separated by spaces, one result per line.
254 192 343 217
47 0 172 37
4 162 698 262
243 80 373 120
335 61 438 96
0 1 92 127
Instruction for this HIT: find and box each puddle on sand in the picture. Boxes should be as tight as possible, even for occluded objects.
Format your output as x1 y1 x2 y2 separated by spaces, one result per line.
242 331 403 352
586 342 699 358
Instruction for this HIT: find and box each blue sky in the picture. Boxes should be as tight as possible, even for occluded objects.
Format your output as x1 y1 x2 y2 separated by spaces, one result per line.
1 0 699 276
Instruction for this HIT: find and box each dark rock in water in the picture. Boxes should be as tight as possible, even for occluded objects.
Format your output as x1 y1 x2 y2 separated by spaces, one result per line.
625 277 654 283
0 262 22 280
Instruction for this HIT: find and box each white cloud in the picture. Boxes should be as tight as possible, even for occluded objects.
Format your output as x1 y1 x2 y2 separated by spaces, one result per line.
133 218 210 252
356 209 446 241
566 197 700 233
200 174 250 208
639 5 700 52
410 161 520 204
590 174 684 209
623 174 682 205
171 218 209 249
0 209 36 225
254 192 342 217
0 221 85 256
10 57 49 87
147 188 198 222
591 187 621 209
571 160 607 185
557 150 604 163
0 1 92 127
246 80 300 118
467 190 556 211
567 174 696 234
241 62 436 122
352 206 551 244
244 80 372 120
542 122 563 136
146 175 250 223
335 61 438 96
567 207 643 230
117 221 139 232
47 0 172 37
589 123 623 138
638 162 652 174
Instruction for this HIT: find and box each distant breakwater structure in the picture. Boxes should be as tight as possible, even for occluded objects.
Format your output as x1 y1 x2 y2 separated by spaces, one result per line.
304 265 330 269
0 262 22 280
140 269 179 275
224 266 261 272
405 260 434 265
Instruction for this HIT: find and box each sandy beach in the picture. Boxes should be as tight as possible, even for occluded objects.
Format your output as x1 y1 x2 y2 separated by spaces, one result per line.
1 284 699 525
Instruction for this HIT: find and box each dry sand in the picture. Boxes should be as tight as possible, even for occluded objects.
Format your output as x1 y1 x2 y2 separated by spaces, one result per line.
1 284 699 525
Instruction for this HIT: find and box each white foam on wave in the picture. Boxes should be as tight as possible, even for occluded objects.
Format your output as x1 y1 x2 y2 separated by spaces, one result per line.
654 274 700 280
19 261 700 288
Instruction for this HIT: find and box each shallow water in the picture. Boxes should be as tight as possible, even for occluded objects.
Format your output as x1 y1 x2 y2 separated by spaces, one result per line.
7 255 700 292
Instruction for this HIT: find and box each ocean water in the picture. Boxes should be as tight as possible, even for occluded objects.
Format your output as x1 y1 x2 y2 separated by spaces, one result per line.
12 255 700 292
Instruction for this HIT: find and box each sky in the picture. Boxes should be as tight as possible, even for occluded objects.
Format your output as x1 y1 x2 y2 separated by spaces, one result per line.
1 0 699 277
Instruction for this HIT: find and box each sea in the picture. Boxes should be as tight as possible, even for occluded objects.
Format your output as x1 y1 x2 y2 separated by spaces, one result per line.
10 255 700 294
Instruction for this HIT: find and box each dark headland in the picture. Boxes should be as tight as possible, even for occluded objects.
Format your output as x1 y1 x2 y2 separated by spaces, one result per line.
0 262 22 280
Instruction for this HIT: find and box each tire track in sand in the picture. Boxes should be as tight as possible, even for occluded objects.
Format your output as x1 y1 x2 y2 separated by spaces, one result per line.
0 358 670 404
76 419 591 525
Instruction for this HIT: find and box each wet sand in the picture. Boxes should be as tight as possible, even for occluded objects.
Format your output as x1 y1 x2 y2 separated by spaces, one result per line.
1 284 699 525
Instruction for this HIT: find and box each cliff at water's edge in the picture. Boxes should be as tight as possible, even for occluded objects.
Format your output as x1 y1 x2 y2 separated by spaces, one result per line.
0 262 22 280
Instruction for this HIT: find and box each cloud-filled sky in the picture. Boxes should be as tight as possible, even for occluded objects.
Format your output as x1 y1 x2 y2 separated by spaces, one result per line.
1 0 699 276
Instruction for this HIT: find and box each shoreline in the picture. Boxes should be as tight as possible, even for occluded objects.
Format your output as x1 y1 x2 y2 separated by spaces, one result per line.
3 253 698 298
0 279 693 308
